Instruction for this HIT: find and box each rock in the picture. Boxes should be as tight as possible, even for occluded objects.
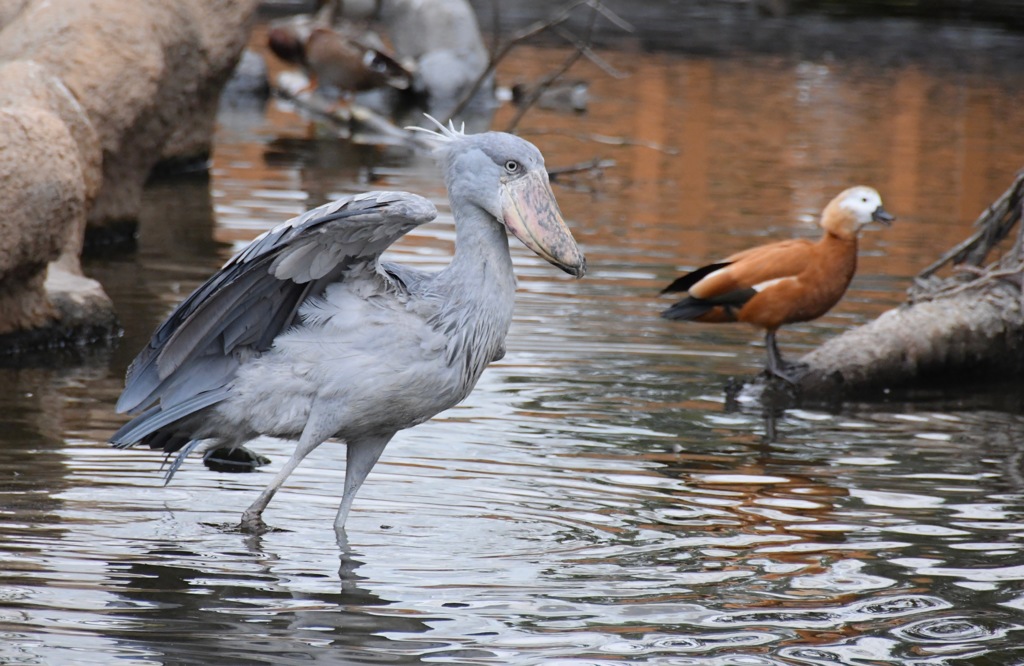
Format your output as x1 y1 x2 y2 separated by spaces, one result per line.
0 107 86 334
0 0 258 226
159 0 261 173
0 0 257 353
44 264 121 345
335 0 492 118
795 281 1024 398
202 445 271 473
0 60 103 261
0 0 30 30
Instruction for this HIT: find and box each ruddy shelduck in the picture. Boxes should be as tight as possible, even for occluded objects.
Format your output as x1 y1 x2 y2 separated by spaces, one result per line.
661 186 895 380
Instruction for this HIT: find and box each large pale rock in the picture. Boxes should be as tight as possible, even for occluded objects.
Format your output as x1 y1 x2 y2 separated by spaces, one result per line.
0 0 30 30
160 0 264 168
797 284 1024 395
0 107 85 333
0 0 257 226
0 0 257 349
0 61 103 266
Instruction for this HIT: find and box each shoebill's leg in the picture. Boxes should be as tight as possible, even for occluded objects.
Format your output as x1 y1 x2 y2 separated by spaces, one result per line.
334 432 395 534
240 405 338 533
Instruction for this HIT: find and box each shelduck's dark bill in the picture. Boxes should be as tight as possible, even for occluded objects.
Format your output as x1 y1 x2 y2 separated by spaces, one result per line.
872 205 895 225
500 170 586 278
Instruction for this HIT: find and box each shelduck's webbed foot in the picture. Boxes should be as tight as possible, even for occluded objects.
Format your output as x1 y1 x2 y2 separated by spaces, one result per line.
764 359 809 385
763 330 808 385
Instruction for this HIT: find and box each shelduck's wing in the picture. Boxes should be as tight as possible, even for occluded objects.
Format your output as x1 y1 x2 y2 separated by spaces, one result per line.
115 191 437 417
688 239 814 301
660 262 731 294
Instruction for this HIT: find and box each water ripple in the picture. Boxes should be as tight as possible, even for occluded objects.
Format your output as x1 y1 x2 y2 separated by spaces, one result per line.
704 595 950 629
5 34 1024 666
891 616 1016 644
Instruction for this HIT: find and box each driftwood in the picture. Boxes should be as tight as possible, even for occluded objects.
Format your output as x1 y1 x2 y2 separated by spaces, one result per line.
792 169 1024 398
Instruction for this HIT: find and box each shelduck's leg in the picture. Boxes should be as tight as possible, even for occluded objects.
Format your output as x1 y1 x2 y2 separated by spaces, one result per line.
763 330 806 383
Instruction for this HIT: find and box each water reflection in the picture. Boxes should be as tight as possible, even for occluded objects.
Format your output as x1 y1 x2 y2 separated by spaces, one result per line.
103 541 441 665
4 17 1024 666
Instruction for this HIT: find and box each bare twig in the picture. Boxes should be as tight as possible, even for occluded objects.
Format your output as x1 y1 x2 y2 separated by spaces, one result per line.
504 49 584 131
272 85 353 133
505 1 609 131
552 25 627 79
442 0 588 123
271 85 415 147
547 157 616 181
442 0 629 125
488 0 502 59
1014 177 1024 261
916 169 1024 280
915 265 1024 302
910 168 1024 304
520 129 680 155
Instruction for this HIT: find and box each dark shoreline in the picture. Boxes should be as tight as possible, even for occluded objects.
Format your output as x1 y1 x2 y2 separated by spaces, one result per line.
470 1 1024 71
259 1 1024 72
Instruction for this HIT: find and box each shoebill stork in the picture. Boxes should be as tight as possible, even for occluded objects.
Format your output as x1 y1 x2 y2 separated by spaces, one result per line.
111 121 586 534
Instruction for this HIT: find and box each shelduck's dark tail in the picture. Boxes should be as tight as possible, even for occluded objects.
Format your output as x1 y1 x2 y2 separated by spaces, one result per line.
661 297 716 321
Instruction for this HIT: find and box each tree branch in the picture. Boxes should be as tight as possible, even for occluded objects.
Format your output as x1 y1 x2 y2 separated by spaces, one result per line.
915 169 1024 280
442 0 630 125
547 157 616 180
519 129 679 155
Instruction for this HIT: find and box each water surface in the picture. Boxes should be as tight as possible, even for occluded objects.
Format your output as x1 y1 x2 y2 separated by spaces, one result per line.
4 21 1024 665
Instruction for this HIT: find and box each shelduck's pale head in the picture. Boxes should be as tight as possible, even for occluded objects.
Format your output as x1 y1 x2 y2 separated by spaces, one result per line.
820 186 895 239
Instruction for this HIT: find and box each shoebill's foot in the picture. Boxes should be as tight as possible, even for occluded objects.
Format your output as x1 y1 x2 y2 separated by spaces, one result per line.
240 510 271 535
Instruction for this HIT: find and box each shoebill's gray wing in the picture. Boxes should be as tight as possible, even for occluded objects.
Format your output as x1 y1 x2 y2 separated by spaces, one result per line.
114 191 437 431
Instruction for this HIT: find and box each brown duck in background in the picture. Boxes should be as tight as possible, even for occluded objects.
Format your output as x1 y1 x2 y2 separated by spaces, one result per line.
661 186 894 381
267 20 411 96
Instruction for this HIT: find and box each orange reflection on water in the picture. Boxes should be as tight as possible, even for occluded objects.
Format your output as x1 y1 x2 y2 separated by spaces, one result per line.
494 45 1023 287
212 34 1024 329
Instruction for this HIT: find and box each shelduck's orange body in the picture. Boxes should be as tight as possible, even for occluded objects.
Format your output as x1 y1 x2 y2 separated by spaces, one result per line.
661 186 894 379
